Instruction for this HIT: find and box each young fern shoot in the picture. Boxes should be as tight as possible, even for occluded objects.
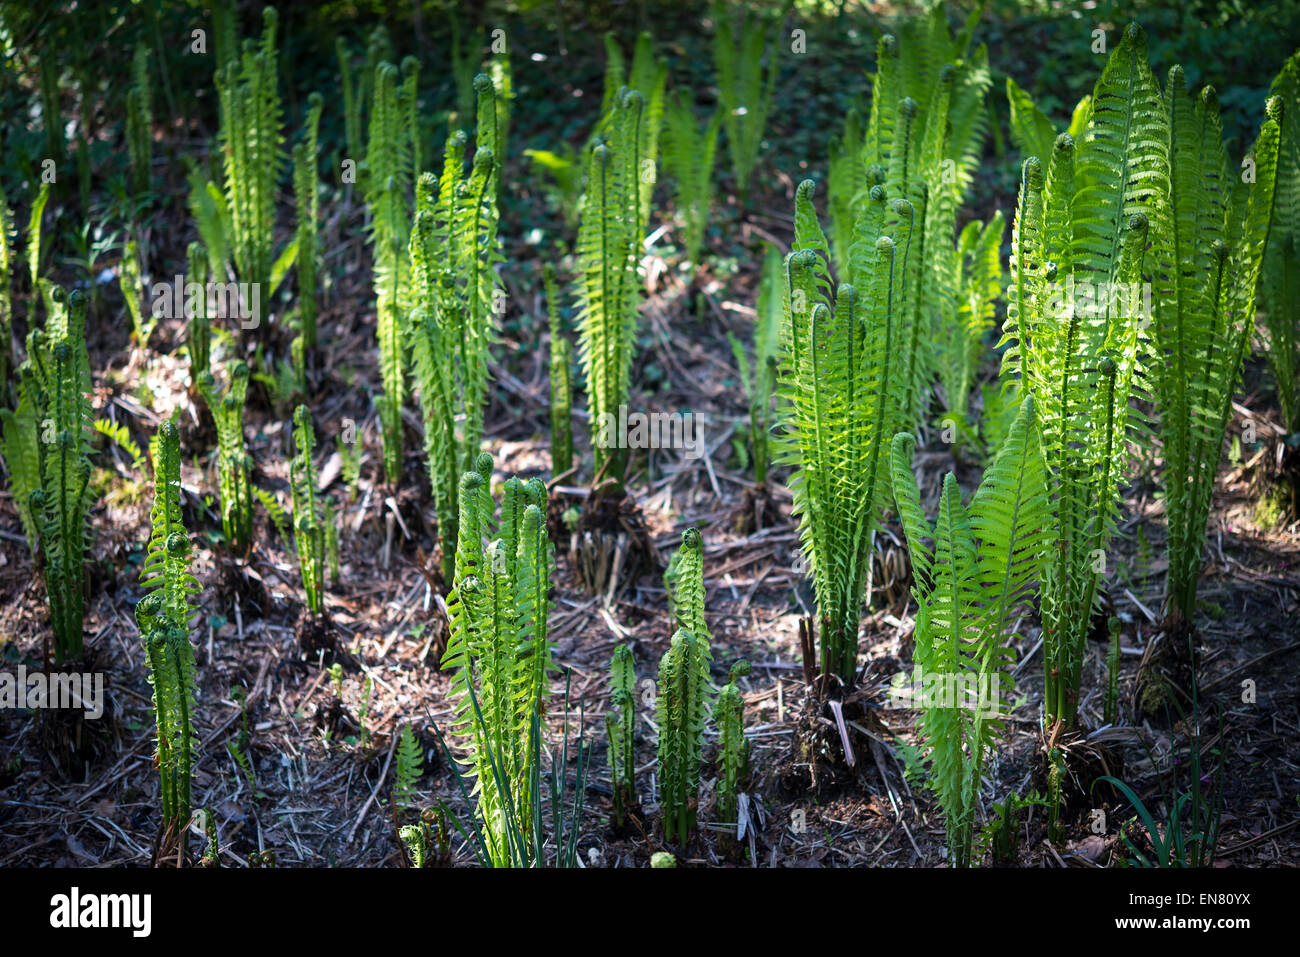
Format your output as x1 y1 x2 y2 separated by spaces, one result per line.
290 404 326 615
657 527 712 845
138 418 201 848
605 643 636 826
662 89 720 280
196 363 253 551
546 263 574 478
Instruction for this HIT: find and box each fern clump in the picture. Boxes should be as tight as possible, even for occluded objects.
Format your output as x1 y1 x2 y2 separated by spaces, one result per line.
999 24 1163 727
195 363 253 551
662 89 720 279
657 527 712 845
827 13 991 429
409 77 502 580
442 455 554 866
137 418 201 848
1154 73 1281 623
778 182 899 692
18 288 95 662
605 643 637 826
213 6 284 327
891 399 1051 866
712 2 780 200
290 404 326 615
577 88 648 490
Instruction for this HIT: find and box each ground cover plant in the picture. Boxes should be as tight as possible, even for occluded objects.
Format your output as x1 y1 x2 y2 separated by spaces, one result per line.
0 0 1297 881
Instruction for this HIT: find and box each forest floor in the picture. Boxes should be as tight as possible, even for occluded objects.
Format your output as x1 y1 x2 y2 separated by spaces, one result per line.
2 3 1299 868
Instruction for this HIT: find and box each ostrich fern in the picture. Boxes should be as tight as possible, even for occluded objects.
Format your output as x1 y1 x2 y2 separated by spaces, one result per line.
290 404 326 615
577 89 647 490
1153 75 1280 623
712 2 781 201
605 643 636 826
999 24 1165 727
195 363 252 550
778 181 902 691
21 288 95 662
367 60 412 483
715 659 751 837
547 263 574 477
1261 51 1299 437
729 243 783 486
214 6 284 327
657 527 712 845
409 76 502 581
442 455 554 866
137 417 201 846
662 90 720 279
126 45 152 194
891 399 1051 867
294 93 323 348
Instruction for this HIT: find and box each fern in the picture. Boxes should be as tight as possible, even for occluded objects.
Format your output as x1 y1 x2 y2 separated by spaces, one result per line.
778 181 899 690
213 6 284 328
120 239 153 346
195 363 253 550
1261 50 1299 434
21 288 95 662
890 398 1051 867
1154 73 1281 623
546 263 574 477
729 243 783 485
126 44 153 194
0 182 13 400
1005 75 1091 168
828 12 992 430
662 89 720 279
712 2 781 200
366 59 413 483
657 527 712 845
442 454 554 866
185 242 211 378
141 418 200 631
715 659 751 837
605 643 637 826
409 77 502 579
290 404 326 615
394 721 422 814
1 390 41 553
999 23 1165 727
577 89 647 490
253 485 291 541
936 212 1004 435
294 93 323 349
93 418 146 473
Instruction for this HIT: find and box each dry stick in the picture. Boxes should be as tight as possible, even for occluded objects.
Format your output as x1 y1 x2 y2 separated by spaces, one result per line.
348 728 399 843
